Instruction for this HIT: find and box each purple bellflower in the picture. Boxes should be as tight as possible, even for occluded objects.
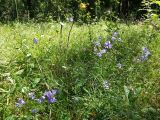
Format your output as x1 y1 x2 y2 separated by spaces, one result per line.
33 38 38 44
104 41 112 49
141 47 151 61
15 98 25 107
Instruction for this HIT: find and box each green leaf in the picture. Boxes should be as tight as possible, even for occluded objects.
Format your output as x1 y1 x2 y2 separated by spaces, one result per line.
15 69 24 75
124 85 130 104
83 88 91 96
1 73 10 77
0 88 8 93
34 78 41 84
32 78 41 87
124 85 129 98
21 87 29 93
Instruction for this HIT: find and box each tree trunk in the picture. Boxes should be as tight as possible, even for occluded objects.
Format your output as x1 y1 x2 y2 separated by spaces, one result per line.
26 0 34 18
120 0 130 19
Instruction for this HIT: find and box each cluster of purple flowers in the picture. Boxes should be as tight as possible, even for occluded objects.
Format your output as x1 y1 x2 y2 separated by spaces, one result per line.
31 89 57 104
93 39 111 57
15 98 25 107
140 47 151 61
93 32 121 57
15 89 57 113
94 33 151 91
37 89 57 103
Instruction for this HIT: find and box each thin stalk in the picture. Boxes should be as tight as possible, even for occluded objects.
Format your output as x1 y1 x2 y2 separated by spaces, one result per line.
59 23 63 52
66 22 74 48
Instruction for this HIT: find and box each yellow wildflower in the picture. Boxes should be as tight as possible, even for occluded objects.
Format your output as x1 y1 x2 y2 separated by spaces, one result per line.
79 3 87 9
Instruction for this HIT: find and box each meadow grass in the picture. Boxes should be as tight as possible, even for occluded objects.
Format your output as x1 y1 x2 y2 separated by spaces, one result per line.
0 21 160 120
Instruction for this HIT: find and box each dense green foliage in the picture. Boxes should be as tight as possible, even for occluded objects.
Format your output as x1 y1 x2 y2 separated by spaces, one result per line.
0 21 160 119
1 0 158 22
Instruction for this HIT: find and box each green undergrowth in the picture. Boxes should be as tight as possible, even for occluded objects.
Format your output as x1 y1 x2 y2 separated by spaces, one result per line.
0 21 160 120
